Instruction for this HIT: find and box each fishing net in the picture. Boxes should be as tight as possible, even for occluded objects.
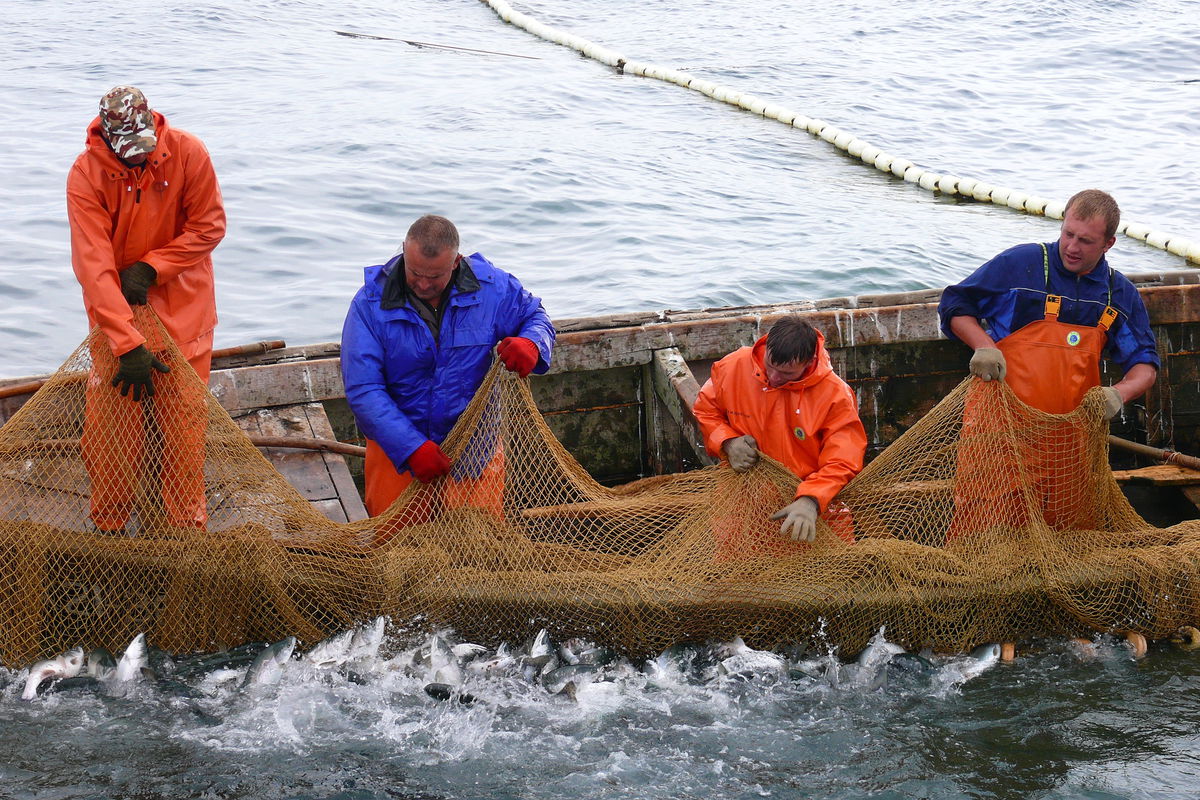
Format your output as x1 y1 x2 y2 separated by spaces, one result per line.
2 308 1199 667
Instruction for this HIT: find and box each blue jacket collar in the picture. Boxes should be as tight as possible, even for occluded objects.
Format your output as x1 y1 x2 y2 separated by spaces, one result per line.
1048 241 1110 286
379 253 481 311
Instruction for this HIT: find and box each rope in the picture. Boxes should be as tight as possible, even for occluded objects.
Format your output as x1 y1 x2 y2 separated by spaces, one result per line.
480 0 1199 265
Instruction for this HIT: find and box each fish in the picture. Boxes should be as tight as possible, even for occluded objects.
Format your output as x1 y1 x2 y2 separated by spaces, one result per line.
933 642 1002 690
176 641 271 678
451 642 488 661
855 631 906 672
715 637 786 679
522 629 555 669
425 634 463 687
304 628 357 668
348 617 387 662
86 647 117 680
114 633 148 684
242 636 296 687
423 682 478 706
47 675 105 694
543 663 598 694
21 647 85 700
466 642 516 676
970 642 1002 664
887 651 935 675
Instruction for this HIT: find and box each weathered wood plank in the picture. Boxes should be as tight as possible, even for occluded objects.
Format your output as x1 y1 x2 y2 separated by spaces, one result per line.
648 347 713 469
230 402 367 523
1111 464 1200 486
302 403 368 523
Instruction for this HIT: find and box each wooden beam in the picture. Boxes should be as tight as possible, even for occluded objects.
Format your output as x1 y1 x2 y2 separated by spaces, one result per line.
649 347 714 468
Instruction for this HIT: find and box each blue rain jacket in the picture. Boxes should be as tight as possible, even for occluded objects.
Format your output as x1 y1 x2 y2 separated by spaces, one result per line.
938 241 1159 373
341 251 555 471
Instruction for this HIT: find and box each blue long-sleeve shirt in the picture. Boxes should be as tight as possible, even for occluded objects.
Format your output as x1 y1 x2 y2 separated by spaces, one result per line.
938 242 1159 373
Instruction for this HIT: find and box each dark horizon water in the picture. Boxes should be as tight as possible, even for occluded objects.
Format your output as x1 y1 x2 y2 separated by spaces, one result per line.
2 1 1199 798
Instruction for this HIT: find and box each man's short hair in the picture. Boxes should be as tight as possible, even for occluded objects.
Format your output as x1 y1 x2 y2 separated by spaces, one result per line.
1064 190 1121 240
766 316 819 366
406 215 459 258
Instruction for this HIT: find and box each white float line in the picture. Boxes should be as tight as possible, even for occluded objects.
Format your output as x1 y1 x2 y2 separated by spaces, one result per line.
481 0 1200 264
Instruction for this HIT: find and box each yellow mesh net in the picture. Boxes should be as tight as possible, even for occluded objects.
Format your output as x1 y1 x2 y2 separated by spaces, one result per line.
2 310 1199 667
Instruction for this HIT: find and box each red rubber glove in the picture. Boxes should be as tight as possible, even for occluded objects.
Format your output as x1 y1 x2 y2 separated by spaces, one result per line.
407 440 450 483
497 336 539 378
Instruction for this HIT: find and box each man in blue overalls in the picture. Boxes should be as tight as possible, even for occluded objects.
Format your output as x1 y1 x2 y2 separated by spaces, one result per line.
938 189 1159 535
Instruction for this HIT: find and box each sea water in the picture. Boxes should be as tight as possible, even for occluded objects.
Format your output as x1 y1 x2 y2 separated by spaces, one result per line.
1 1 1199 797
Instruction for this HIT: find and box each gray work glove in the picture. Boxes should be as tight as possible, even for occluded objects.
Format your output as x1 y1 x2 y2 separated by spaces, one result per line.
969 347 1006 381
721 434 759 472
1101 386 1124 420
770 496 819 542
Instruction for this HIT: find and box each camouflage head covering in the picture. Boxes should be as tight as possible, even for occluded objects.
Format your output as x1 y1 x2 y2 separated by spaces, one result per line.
98 86 157 160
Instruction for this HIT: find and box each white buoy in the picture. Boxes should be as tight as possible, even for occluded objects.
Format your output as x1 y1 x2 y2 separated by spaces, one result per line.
971 182 994 202
819 126 843 144
806 118 827 135
1023 195 1048 214
903 165 924 183
761 103 787 121
1124 222 1151 241
1166 238 1194 258
956 177 977 196
890 158 914 178
1005 191 1029 211
1186 241 1200 262
1146 230 1170 248
859 144 882 164
1044 200 1067 219
919 172 941 191
846 139 867 157
873 152 894 171
989 187 1012 206
937 176 960 193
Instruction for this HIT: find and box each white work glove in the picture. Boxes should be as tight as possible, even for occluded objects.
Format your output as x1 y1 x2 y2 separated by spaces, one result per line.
1101 386 1124 420
969 347 1006 381
721 435 759 473
770 496 819 542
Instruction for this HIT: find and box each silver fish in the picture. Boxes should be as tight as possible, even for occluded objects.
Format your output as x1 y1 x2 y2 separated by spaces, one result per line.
466 642 516 675
425 634 463 687
21 647 85 700
242 636 296 687
348 617 387 662
715 638 786 679
543 663 597 694
114 633 148 684
523 629 554 668
304 628 357 669
86 647 117 680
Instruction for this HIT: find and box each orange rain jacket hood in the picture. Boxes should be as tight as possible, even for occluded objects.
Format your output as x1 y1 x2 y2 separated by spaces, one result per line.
67 110 226 357
693 331 867 512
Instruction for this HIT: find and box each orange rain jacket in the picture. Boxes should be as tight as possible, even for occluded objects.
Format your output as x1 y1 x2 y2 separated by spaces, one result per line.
67 111 226 359
693 331 867 512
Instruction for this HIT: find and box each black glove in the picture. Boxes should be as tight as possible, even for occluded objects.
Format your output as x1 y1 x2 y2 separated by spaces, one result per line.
120 261 157 305
112 345 170 402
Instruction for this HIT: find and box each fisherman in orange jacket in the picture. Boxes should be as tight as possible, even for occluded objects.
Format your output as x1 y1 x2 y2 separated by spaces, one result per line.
66 86 226 533
694 316 867 548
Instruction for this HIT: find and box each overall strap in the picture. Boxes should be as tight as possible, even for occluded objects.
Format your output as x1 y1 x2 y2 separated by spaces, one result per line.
1097 267 1118 331
1041 243 1062 318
